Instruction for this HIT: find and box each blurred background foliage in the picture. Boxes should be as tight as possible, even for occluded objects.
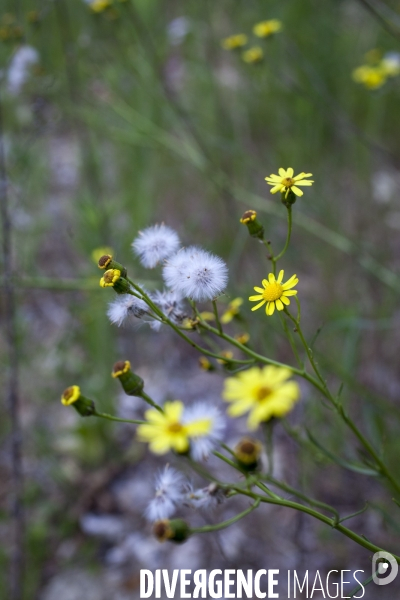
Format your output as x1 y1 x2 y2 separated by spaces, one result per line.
1 0 400 598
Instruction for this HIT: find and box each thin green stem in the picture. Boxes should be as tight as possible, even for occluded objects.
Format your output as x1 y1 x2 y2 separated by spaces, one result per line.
284 307 400 495
212 300 223 334
273 206 292 263
139 391 164 413
93 410 145 425
230 487 400 562
190 499 260 534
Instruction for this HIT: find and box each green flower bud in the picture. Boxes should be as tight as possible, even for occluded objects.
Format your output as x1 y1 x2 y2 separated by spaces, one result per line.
112 360 144 396
60 386 96 417
153 519 191 544
240 210 264 239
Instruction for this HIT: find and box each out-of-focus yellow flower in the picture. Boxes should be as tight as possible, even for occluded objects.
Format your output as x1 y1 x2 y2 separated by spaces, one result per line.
242 46 263 64
249 270 298 316
89 0 113 13
199 311 215 322
235 332 250 345
137 401 211 455
217 350 234 364
253 19 282 38
352 65 387 89
221 298 243 324
92 246 114 264
222 365 299 429
221 34 248 50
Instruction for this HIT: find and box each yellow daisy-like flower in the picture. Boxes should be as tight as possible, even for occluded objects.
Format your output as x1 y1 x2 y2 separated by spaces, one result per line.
137 401 211 455
265 168 313 199
253 19 282 38
221 298 243 324
92 246 113 265
249 270 298 316
223 366 300 429
221 34 248 50
242 46 263 64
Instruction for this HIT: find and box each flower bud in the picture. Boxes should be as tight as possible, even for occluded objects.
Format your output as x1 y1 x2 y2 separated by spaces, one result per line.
199 356 215 371
240 210 264 239
234 438 262 470
99 269 131 294
112 360 144 396
153 519 190 543
281 190 297 206
61 385 95 417
97 255 127 278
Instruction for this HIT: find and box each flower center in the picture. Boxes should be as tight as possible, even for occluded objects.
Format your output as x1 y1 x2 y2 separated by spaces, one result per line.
168 422 183 433
282 177 294 187
256 386 272 401
262 282 283 301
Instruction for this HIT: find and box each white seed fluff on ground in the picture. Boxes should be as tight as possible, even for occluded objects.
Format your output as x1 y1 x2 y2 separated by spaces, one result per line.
107 295 149 327
162 246 228 301
183 403 226 461
7 46 39 96
145 465 187 522
132 224 180 269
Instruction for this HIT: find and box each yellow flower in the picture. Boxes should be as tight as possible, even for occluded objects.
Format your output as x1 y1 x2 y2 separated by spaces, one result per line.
61 385 81 406
99 268 121 288
352 65 386 89
92 246 113 264
253 19 282 38
137 401 211 455
222 366 299 429
249 270 298 316
242 46 263 64
217 350 234 364
235 332 250 345
265 167 313 199
199 311 215 322
221 298 243 324
221 34 248 50
89 0 112 12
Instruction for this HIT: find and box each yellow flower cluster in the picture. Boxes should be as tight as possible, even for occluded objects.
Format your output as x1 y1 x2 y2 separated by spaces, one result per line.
352 50 400 90
221 18 282 65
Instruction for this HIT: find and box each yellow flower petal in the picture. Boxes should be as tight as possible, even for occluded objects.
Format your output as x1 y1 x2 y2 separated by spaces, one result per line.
269 184 282 194
277 270 284 283
251 299 266 311
249 294 263 301
291 186 304 196
275 298 284 311
286 167 294 177
266 302 275 315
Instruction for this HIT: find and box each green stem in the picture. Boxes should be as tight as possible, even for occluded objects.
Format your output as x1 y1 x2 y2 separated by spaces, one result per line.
284 308 400 495
93 410 145 425
273 206 292 263
190 498 260 534
212 300 223 334
139 391 164 413
231 487 400 562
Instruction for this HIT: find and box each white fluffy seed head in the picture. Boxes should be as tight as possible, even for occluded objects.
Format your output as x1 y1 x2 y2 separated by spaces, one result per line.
183 403 226 461
145 465 186 522
185 483 226 510
107 295 149 326
132 224 180 269
162 246 228 301
150 289 186 324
